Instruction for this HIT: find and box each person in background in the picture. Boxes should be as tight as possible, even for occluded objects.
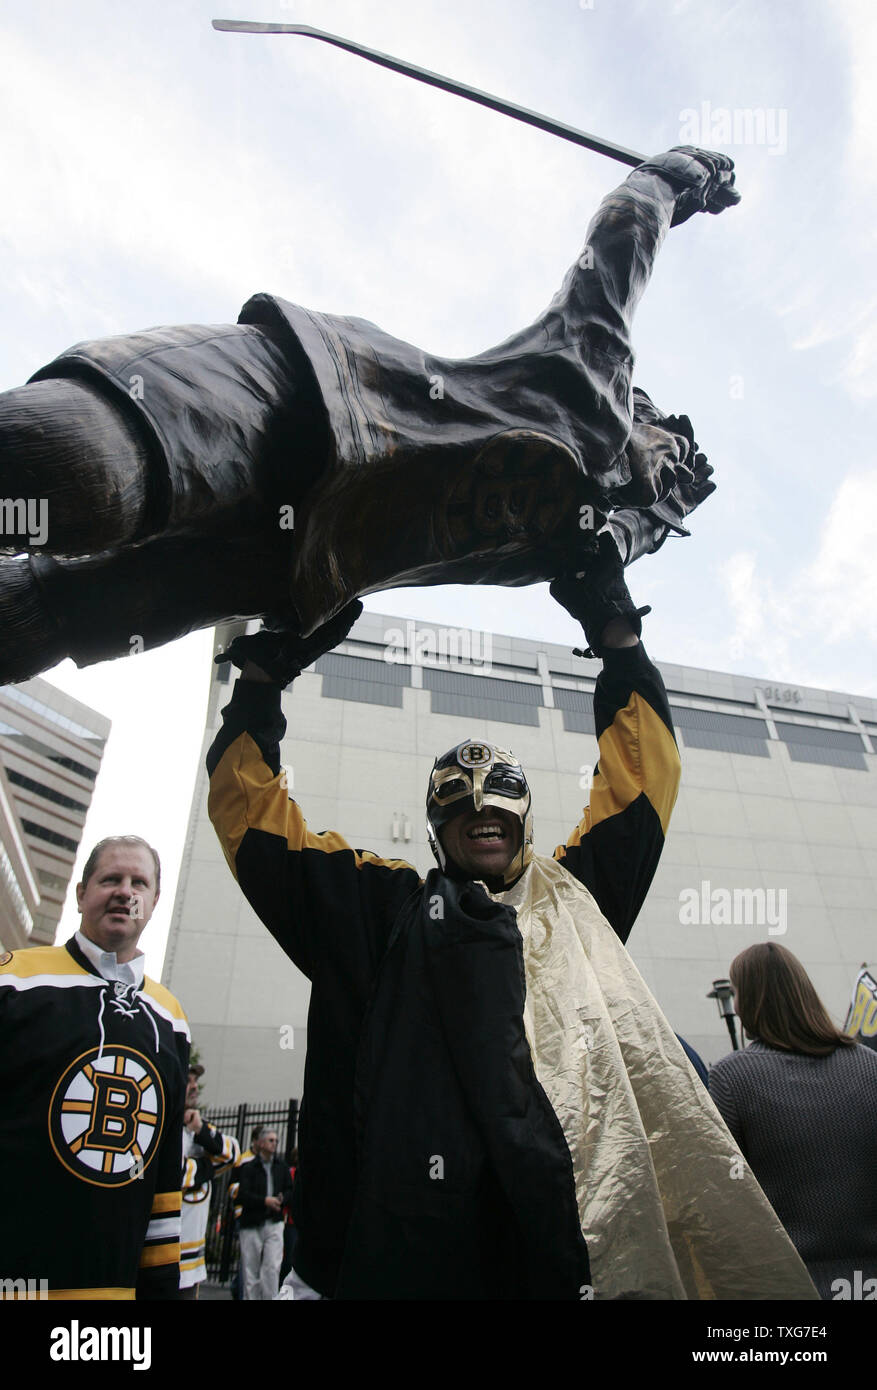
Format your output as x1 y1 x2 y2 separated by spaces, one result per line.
710 942 877 1299
237 1129 293 1300
228 1124 262 1301
180 1062 240 1299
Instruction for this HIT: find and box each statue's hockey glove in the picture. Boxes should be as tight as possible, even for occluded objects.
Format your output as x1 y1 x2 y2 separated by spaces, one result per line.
610 442 717 563
636 146 740 226
550 532 650 659
215 600 363 687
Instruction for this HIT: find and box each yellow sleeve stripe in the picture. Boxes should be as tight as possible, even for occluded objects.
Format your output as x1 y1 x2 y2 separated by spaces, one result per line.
151 1190 182 1215
209 731 420 875
565 691 680 844
45 1288 136 1301
139 1241 180 1269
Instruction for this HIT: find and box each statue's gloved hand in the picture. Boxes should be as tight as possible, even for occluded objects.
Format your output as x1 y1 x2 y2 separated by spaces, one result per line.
215 600 363 687
550 532 651 658
667 444 716 518
608 415 717 564
636 146 740 225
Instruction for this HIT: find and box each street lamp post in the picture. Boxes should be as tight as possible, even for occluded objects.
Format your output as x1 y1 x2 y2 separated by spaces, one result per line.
707 978 740 1051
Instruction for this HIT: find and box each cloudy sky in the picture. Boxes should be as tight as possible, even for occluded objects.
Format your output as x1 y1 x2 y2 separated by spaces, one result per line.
1 0 874 970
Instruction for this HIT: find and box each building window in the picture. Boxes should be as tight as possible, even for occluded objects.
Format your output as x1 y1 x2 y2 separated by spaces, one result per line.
0 723 98 781
775 721 867 771
315 653 411 709
20 820 79 855
5 769 89 813
422 669 541 727
670 706 770 758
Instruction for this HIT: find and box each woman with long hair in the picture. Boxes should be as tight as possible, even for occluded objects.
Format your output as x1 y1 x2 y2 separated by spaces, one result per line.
709 943 877 1300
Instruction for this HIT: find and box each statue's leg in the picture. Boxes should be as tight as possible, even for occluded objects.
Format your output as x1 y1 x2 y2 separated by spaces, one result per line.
0 378 152 552
23 322 325 549
0 531 295 684
0 322 328 680
1 322 325 556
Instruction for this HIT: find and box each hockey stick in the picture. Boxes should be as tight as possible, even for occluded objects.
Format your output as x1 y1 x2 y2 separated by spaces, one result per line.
212 19 646 168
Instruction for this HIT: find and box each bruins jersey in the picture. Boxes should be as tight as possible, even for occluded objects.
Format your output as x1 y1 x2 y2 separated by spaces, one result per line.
0 937 189 1299
180 1121 240 1288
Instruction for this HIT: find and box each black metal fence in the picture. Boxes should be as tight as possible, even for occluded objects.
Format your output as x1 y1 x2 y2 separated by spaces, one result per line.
201 1099 298 1286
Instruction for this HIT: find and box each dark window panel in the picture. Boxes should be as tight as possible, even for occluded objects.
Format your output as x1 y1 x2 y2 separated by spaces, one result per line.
21 819 79 855
775 721 864 751
315 654 411 687
680 729 770 758
670 706 770 740
428 692 539 726
423 669 541 707
5 768 89 813
320 677 404 708
783 744 866 771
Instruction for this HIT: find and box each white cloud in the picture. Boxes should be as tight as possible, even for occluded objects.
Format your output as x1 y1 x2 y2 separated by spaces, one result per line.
720 471 877 693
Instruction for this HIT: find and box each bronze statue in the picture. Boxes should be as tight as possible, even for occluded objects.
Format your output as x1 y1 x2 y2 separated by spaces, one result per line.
0 146 737 684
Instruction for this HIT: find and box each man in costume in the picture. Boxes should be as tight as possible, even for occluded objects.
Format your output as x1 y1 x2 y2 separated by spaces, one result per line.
0 146 728 685
0 836 189 1299
206 565 818 1300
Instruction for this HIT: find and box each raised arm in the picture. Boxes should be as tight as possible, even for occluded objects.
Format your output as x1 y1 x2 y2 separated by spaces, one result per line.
473 148 739 483
207 605 422 982
550 539 680 943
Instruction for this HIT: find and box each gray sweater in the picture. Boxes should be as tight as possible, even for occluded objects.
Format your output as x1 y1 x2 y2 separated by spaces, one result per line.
709 1040 877 1299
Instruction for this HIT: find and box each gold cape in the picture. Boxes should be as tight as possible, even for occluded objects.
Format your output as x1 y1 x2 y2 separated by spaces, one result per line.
493 855 819 1300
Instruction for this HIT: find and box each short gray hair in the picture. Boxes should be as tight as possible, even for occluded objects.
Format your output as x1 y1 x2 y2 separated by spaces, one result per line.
80 836 161 893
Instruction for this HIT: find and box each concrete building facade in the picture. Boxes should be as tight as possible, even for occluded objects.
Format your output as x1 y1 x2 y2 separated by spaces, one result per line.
163 610 877 1105
0 677 110 948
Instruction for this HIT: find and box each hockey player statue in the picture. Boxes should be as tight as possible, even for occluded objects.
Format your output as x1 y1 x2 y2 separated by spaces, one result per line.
0 143 737 685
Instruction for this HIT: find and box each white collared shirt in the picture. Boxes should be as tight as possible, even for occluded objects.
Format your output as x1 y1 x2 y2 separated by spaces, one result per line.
75 930 146 988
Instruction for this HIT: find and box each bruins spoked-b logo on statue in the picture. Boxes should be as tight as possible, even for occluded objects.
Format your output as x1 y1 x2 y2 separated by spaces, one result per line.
48 1045 165 1187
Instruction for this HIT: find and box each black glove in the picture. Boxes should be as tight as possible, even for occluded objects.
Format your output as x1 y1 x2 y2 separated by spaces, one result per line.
609 441 717 563
550 533 650 659
215 600 363 687
635 146 740 226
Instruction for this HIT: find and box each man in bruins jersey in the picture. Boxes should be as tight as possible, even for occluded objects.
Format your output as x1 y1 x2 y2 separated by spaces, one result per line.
0 835 189 1300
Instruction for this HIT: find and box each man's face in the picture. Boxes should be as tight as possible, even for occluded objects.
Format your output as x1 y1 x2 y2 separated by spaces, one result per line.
186 1072 200 1108
75 844 159 963
258 1131 277 1159
616 421 693 507
439 805 522 880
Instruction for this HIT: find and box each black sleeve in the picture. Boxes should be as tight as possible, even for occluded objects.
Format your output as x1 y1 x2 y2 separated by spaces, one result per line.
206 679 423 983
554 643 680 943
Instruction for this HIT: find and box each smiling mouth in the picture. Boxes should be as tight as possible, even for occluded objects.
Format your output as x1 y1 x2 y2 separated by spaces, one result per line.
467 822 508 844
